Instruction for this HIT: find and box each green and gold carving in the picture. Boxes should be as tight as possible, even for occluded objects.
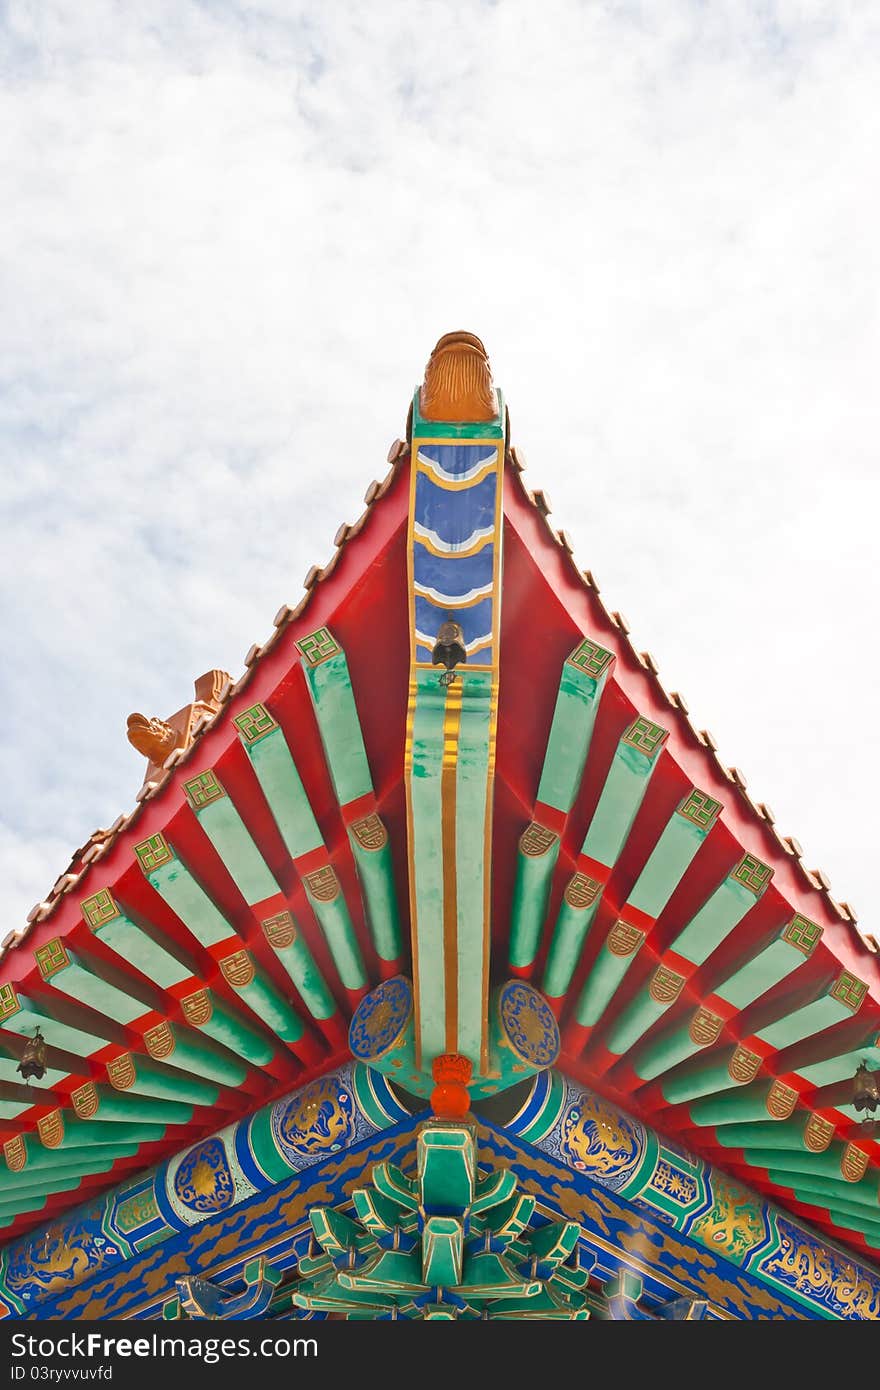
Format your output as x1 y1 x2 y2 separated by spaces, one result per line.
234 702 278 745
295 628 340 668
293 1120 592 1319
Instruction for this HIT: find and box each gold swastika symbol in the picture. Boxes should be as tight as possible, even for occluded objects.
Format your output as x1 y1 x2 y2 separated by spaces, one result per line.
567 638 614 680
35 938 69 980
732 853 773 896
830 971 867 1012
183 770 226 810
0 983 20 1021
782 914 822 956
134 833 174 875
623 717 668 759
234 702 278 745
296 628 340 667
81 887 121 930
677 789 723 830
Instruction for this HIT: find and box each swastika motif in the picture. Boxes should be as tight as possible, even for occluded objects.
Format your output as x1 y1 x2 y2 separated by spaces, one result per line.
782 914 823 956
567 637 614 680
304 866 340 903
220 951 255 988
841 1144 870 1183
622 717 669 759
804 1114 835 1152
830 971 868 1013
181 990 213 1026
262 911 297 949
183 770 226 810
519 822 558 858
144 1022 175 1060
134 833 174 875
38 1111 64 1149
607 920 645 958
731 853 773 896
728 1045 762 1084
350 814 388 852
234 702 278 745
689 1008 724 1046
72 1082 99 1119
677 789 723 831
564 873 603 910
0 983 20 1021
295 627 340 668
3 1136 26 1173
765 1081 798 1120
107 1053 136 1090
649 966 686 1005
81 887 121 930
35 938 69 980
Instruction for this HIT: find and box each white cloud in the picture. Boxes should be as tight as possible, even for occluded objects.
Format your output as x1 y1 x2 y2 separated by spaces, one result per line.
0 0 878 934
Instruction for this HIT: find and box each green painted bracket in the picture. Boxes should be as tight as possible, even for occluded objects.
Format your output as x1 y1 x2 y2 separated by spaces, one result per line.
580 717 669 870
347 819 402 965
302 873 367 992
295 629 373 807
755 971 868 1052
80 888 195 990
0 987 109 1060
535 638 615 814
35 941 151 1027
233 705 324 859
574 918 646 1028
575 791 723 1027
218 950 304 1044
134 836 236 949
143 1021 248 1088
182 772 279 906
509 825 560 972
180 989 276 1067
542 718 669 1001
104 1052 219 1107
259 911 337 1021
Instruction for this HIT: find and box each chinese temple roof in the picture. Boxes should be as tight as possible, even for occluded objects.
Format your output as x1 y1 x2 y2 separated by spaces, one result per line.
1 332 879 1288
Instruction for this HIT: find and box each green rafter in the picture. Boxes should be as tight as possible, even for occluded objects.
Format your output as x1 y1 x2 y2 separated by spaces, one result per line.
543 715 669 1001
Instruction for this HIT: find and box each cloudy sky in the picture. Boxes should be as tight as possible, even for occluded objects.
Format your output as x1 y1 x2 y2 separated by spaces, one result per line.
0 1 877 941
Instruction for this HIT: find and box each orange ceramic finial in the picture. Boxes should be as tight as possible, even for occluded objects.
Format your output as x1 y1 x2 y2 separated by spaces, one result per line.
430 1053 473 1119
126 713 178 765
420 331 497 423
